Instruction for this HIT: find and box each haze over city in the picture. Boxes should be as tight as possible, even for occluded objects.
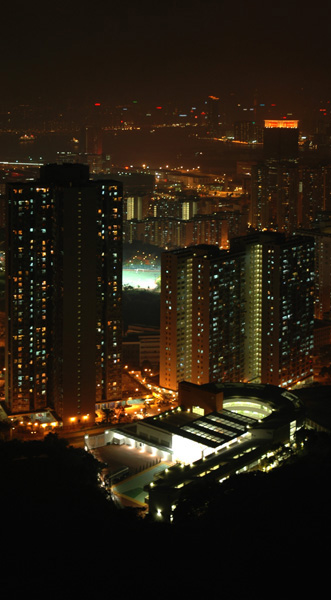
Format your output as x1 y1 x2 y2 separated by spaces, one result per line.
2 0 331 114
1 0 331 593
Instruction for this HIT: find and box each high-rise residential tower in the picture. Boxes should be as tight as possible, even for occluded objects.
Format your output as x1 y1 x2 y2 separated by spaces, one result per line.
300 226 331 320
250 120 300 233
159 245 245 391
231 232 314 388
263 119 299 161
5 164 122 425
250 162 299 232
160 233 314 391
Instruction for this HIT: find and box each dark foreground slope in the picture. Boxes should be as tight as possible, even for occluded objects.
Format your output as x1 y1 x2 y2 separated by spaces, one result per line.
2 431 330 594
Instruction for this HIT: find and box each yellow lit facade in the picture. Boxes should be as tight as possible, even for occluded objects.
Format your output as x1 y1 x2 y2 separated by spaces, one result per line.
245 243 263 382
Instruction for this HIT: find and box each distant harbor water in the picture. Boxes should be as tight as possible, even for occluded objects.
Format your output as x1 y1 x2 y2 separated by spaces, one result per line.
0 129 263 172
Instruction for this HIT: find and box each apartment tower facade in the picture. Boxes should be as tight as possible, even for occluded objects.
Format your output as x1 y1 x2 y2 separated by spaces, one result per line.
160 233 314 391
160 245 245 391
5 163 122 425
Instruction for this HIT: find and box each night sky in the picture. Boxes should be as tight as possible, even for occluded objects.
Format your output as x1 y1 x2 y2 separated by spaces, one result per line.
2 0 331 112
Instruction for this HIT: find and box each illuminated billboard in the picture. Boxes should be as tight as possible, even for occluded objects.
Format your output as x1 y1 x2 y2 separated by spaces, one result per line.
264 120 298 129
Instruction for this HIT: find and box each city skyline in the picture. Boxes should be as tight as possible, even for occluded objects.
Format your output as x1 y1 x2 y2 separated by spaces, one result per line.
0 1 330 429
1 0 331 575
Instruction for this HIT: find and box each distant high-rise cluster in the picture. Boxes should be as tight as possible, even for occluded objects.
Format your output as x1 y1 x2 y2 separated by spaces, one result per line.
123 187 247 250
250 120 331 233
160 233 314 391
5 164 122 426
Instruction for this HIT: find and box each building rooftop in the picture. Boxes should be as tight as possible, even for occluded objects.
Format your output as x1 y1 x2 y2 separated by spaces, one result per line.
144 407 257 449
180 381 302 412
